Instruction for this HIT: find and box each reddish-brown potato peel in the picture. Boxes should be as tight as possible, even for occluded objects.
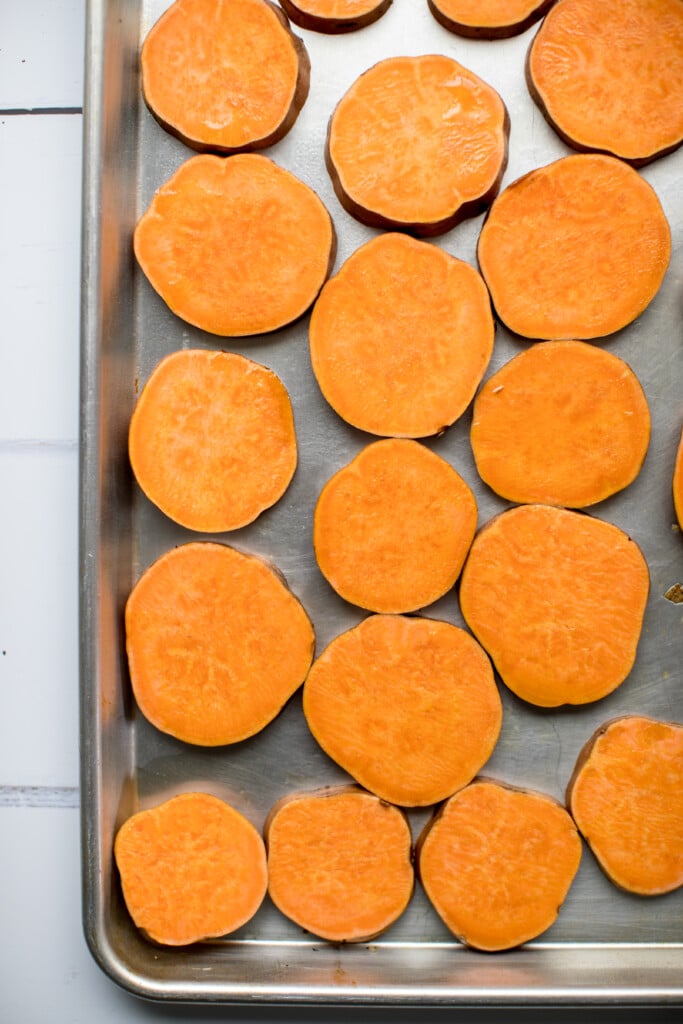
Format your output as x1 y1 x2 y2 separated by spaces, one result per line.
429 0 555 38
279 0 392 33
141 0 310 153
326 55 509 236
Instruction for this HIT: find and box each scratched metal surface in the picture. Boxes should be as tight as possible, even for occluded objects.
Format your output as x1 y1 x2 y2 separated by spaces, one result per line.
80 0 683 1005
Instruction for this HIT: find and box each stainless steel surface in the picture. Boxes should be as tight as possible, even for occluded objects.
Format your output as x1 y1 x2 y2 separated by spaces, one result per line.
80 0 683 1005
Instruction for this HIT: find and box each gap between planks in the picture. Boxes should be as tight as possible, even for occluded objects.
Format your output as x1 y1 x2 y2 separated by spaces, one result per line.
0 786 79 808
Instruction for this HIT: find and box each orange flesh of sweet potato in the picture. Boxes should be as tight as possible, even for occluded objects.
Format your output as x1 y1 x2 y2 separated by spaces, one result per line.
114 792 268 945
416 779 582 951
141 0 310 153
309 232 494 438
459 504 650 708
470 340 651 508
265 786 414 942
133 153 336 337
527 0 683 166
128 349 297 533
477 153 671 340
125 542 315 746
567 716 683 895
326 55 509 237
303 614 502 807
674 427 683 530
428 0 556 39
313 438 478 613
279 0 392 33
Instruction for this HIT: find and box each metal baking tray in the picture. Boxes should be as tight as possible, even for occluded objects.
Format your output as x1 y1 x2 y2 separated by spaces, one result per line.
80 0 683 1006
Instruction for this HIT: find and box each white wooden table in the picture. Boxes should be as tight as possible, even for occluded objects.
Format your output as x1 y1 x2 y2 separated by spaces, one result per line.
0 3 678 1021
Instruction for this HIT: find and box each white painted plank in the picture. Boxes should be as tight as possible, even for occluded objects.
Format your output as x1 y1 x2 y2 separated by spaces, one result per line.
0 806 147 1023
0 446 79 788
0 0 85 109
0 113 81 442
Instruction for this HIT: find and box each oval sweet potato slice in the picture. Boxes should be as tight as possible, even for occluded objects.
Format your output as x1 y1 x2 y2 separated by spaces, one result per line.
313 438 478 613
674 427 683 531
134 153 336 336
470 340 651 508
416 779 582 951
265 785 414 942
125 541 315 746
428 0 555 39
129 349 297 533
459 504 650 707
326 55 509 237
477 153 671 340
114 792 268 946
309 232 494 438
303 614 502 807
141 0 310 153
567 716 683 895
279 0 392 33
527 0 683 166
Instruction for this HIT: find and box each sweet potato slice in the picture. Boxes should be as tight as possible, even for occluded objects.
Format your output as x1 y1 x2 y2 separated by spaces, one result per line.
114 792 268 946
265 786 414 941
527 0 683 166
279 0 392 33
470 340 651 508
416 779 582 951
477 153 671 340
567 716 683 895
674 427 683 530
303 614 502 807
459 504 650 707
309 232 494 438
428 0 555 39
134 153 336 336
326 55 509 237
125 541 315 745
313 438 478 613
128 349 297 532
141 0 310 153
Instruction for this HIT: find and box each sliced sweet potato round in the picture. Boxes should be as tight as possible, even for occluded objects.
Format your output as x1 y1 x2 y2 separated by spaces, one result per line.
309 232 494 437
125 541 315 746
674 427 683 530
114 792 268 945
416 779 582 951
567 716 683 895
129 349 297 533
134 153 336 336
313 438 478 613
265 785 414 942
470 340 651 508
326 54 509 237
303 614 502 807
141 0 310 153
477 153 671 340
527 0 683 166
279 0 392 33
428 0 555 39
459 504 650 707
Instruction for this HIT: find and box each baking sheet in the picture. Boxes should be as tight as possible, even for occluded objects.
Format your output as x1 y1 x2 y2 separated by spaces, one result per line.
80 0 683 1005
